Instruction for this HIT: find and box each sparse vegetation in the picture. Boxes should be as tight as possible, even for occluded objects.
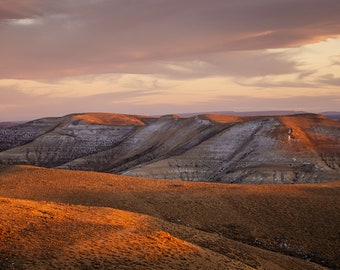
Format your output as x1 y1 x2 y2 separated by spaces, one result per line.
0 165 339 269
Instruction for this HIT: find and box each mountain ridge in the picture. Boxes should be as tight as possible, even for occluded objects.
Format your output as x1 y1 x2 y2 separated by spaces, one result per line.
0 112 339 183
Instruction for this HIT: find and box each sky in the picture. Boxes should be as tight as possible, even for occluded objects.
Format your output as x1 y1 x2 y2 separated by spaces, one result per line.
0 0 340 121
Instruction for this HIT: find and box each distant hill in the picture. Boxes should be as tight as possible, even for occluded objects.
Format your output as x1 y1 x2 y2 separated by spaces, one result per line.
178 110 307 117
178 110 340 121
0 121 27 127
321 111 340 121
0 112 339 184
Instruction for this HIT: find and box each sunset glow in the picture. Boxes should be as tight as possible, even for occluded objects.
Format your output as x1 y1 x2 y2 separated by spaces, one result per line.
0 0 339 121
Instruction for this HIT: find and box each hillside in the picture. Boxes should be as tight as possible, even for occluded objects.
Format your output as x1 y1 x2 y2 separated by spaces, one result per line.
2 197 252 270
0 112 339 183
0 165 339 269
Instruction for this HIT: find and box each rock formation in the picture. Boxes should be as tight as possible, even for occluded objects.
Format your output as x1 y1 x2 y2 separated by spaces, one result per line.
1 112 339 183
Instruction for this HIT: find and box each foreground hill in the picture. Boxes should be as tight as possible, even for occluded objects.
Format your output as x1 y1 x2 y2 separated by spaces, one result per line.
0 165 339 269
0 112 340 183
2 197 327 270
1 197 252 270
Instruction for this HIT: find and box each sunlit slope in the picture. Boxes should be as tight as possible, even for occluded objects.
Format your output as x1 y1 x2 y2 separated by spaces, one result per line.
278 114 340 169
0 165 339 268
1 197 258 270
72 112 152 125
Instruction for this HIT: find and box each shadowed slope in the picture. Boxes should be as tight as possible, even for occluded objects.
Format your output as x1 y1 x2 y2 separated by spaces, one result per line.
0 165 338 268
58 115 228 173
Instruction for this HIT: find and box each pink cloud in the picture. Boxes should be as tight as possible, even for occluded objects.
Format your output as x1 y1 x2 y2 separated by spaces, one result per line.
0 0 339 79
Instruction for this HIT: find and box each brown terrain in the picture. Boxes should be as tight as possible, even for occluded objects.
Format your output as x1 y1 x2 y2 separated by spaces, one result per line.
0 165 339 269
72 113 151 126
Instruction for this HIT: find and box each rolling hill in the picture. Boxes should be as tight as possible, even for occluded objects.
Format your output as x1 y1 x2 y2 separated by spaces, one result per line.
0 165 339 269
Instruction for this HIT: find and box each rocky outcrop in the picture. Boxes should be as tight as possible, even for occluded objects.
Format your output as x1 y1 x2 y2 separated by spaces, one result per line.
0 112 339 183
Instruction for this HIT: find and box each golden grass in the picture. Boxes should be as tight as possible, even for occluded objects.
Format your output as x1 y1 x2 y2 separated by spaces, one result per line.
1 165 338 269
72 113 152 126
0 197 327 270
1 197 254 270
201 114 243 123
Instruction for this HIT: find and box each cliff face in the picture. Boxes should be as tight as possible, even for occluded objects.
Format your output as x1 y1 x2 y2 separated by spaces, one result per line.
0 112 339 183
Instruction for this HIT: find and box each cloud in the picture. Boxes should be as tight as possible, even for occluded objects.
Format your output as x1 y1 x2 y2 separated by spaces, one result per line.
330 55 340 66
0 0 58 20
212 94 340 113
2 84 339 121
318 74 340 86
0 87 162 121
159 51 299 79
0 73 169 99
0 0 339 79
6 18 42 26
235 77 318 89
1 0 340 120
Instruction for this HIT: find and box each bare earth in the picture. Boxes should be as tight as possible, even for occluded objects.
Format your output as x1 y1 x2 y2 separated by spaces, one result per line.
0 165 339 269
1 113 339 183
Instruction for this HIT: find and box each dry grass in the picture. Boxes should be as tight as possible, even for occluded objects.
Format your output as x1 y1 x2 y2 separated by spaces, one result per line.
201 114 243 123
72 113 152 126
1 197 254 270
0 165 339 269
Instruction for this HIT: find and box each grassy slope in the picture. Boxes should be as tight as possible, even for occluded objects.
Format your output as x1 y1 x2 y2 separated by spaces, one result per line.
1 197 256 270
0 165 339 269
